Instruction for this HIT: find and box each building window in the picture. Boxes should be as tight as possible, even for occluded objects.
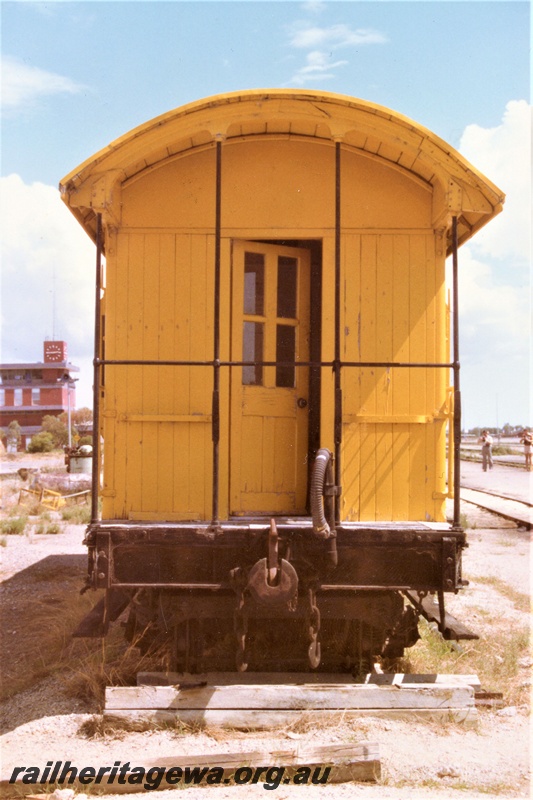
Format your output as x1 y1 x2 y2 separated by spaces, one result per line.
32 388 40 405
14 388 23 406
0 389 4 406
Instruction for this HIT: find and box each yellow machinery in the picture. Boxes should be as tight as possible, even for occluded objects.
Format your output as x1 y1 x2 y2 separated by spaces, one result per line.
61 91 504 671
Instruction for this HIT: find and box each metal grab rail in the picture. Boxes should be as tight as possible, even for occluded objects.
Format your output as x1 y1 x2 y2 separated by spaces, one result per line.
94 358 455 369
90 142 461 531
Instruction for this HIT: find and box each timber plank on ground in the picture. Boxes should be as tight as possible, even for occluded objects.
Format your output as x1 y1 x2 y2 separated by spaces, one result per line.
364 673 481 688
106 683 474 711
105 679 478 729
10 742 380 795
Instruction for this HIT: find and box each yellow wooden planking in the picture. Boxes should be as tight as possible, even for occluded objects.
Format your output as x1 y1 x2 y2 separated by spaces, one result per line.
58 93 504 527
217 237 233 520
391 235 411 521
122 414 212 423
140 234 162 512
358 235 377 520
103 230 218 520
188 235 208 514
126 234 146 516
230 240 309 515
341 234 361 519
173 236 193 514
156 233 177 513
424 236 437 518
202 235 216 518
407 235 428 520
241 416 264 494
374 235 394 519
261 415 276 492
97 138 451 523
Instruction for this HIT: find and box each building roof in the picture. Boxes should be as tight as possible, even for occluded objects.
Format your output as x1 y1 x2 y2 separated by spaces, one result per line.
60 89 505 254
0 362 79 372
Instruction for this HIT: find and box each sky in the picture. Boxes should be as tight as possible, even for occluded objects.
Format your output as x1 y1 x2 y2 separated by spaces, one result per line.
1 0 531 429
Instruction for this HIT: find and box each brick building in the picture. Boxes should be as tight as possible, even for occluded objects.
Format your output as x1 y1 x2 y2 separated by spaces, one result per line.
0 341 79 450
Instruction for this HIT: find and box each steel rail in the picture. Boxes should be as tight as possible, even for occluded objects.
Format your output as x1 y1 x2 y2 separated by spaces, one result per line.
334 140 342 523
452 215 462 529
91 213 103 523
211 139 222 526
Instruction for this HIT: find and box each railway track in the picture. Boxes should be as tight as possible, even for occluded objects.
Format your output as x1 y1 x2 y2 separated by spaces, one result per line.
459 486 532 529
459 458 531 529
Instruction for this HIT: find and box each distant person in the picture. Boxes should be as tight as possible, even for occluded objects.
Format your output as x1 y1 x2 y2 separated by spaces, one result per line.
520 429 532 471
478 430 494 472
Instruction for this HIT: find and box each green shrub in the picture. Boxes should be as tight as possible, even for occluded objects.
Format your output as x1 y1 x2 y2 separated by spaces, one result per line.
61 505 91 524
27 432 55 453
492 445 517 455
41 415 70 448
46 522 61 535
35 521 62 535
1 516 27 535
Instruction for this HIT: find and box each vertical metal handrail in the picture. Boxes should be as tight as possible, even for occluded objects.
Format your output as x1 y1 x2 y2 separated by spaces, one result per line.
452 215 462 528
211 139 222 525
91 213 103 523
334 141 342 523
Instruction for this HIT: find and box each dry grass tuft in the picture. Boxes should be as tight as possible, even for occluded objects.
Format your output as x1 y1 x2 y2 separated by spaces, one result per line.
474 575 531 613
64 633 171 708
78 714 130 740
402 617 531 707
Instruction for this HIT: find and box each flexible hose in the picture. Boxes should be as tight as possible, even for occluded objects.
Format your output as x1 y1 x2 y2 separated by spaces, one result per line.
310 448 334 536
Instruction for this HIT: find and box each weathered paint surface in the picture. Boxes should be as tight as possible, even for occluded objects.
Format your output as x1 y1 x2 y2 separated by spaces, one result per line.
60 91 504 524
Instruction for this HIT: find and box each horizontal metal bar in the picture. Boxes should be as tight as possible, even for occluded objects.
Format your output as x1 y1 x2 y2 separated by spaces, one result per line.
319 584 423 591
108 581 441 592
110 582 230 590
96 358 455 369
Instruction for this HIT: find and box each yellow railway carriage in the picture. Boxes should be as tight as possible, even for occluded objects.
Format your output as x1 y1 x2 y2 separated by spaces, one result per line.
61 90 504 671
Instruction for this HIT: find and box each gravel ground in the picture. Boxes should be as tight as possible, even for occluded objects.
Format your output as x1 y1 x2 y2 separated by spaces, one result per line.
0 462 531 800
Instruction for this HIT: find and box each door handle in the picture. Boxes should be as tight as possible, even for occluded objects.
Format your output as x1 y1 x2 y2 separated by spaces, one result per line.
297 397 308 408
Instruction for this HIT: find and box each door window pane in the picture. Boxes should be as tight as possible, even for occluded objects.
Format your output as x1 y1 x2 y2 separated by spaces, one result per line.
242 321 264 385
244 252 265 315
277 256 297 318
276 325 296 387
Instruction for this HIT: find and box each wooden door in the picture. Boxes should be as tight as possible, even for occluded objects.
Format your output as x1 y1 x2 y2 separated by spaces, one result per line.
230 241 310 515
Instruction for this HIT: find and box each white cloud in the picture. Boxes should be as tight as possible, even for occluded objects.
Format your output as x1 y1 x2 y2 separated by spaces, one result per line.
289 23 387 49
448 100 532 425
288 50 349 86
1 55 86 112
300 1 328 15
457 249 529 352
285 19 386 87
459 100 531 265
0 174 96 407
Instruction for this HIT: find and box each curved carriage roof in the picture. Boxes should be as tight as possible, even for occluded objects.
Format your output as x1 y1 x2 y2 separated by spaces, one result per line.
60 89 504 252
